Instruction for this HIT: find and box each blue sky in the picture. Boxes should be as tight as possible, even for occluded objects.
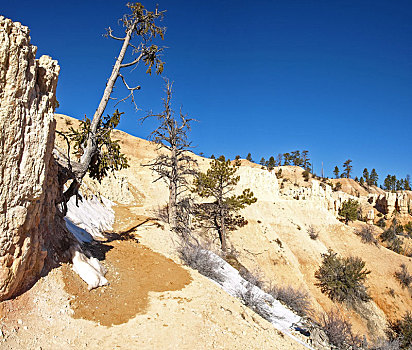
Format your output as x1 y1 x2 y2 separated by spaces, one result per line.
3 0 411 182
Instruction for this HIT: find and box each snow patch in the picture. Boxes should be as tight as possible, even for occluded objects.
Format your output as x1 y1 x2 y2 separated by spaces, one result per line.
65 194 115 241
71 249 108 290
207 250 315 349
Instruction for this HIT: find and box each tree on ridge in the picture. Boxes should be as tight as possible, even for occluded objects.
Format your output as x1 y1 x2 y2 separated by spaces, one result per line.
143 80 196 230
192 156 257 251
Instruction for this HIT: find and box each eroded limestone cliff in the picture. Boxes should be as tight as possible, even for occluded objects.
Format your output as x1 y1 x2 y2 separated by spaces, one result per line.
0 17 64 300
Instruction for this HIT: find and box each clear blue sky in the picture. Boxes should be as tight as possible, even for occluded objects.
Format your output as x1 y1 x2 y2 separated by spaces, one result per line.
3 0 411 182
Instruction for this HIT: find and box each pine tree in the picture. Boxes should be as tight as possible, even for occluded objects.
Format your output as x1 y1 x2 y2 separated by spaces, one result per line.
343 159 353 178
333 166 340 179
359 177 364 186
302 150 311 171
363 168 370 186
246 153 253 162
339 199 359 224
370 168 378 186
291 150 302 166
283 153 292 165
259 157 266 166
267 156 276 171
384 175 397 192
192 156 257 251
275 153 283 166
405 175 411 190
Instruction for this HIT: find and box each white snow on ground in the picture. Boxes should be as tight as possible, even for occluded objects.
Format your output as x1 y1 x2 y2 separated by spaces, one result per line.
65 193 115 241
208 250 315 350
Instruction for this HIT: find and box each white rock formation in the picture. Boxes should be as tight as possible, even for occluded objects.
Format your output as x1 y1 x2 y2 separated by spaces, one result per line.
0 17 61 300
375 192 410 215
235 167 279 201
0 17 107 299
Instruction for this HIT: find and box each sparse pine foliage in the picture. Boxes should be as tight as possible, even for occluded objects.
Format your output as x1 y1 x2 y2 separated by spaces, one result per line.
343 159 353 178
384 175 397 192
359 177 365 186
370 168 379 186
65 109 129 182
405 175 411 191
363 168 370 186
339 198 359 224
275 153 283 166
302 169 310 181
283 152 292 165
259 157 266 167
266 156 276 171
302 150 311 171
192 156 257 251
315 250 371 304
333 166 340 179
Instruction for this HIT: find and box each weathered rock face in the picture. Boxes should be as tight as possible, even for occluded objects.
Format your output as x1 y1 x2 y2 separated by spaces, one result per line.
235 167 279 201
375 192 410 215
0 17 62 300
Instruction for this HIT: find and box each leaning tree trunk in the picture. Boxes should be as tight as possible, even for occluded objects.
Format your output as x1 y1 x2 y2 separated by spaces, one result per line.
0 17 78 301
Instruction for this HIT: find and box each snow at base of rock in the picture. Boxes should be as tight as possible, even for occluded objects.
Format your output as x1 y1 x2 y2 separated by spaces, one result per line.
65 194 115 241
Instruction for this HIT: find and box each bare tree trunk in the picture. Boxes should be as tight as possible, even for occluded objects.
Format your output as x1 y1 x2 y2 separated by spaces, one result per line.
169 181 177 228
168 147 178 228
219 206 227 252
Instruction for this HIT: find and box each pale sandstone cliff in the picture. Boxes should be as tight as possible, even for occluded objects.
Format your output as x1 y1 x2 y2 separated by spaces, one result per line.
0 17 109 301
0 17 61 300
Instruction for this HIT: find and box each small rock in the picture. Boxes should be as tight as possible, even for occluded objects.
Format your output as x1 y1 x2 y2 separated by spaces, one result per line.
17 319 22 325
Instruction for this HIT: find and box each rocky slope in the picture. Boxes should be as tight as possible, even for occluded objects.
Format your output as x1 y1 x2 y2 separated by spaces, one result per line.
54 114 412 341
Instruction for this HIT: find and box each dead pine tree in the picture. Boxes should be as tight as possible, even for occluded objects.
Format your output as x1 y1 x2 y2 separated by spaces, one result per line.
54 3 166 209
142 80 197 231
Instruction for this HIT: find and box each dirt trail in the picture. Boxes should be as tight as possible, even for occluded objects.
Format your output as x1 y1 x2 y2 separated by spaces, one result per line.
63 239 191 326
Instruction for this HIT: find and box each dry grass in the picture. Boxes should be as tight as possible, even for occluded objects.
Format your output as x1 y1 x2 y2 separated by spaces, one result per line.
394 264 412 289
355 225 379 245
320 309 362 349
177 241 225 284
267 285 312 317
234 282 272 322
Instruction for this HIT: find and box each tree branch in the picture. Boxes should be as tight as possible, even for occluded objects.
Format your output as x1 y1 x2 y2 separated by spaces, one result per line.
105 27 126 41
114 74 141 110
